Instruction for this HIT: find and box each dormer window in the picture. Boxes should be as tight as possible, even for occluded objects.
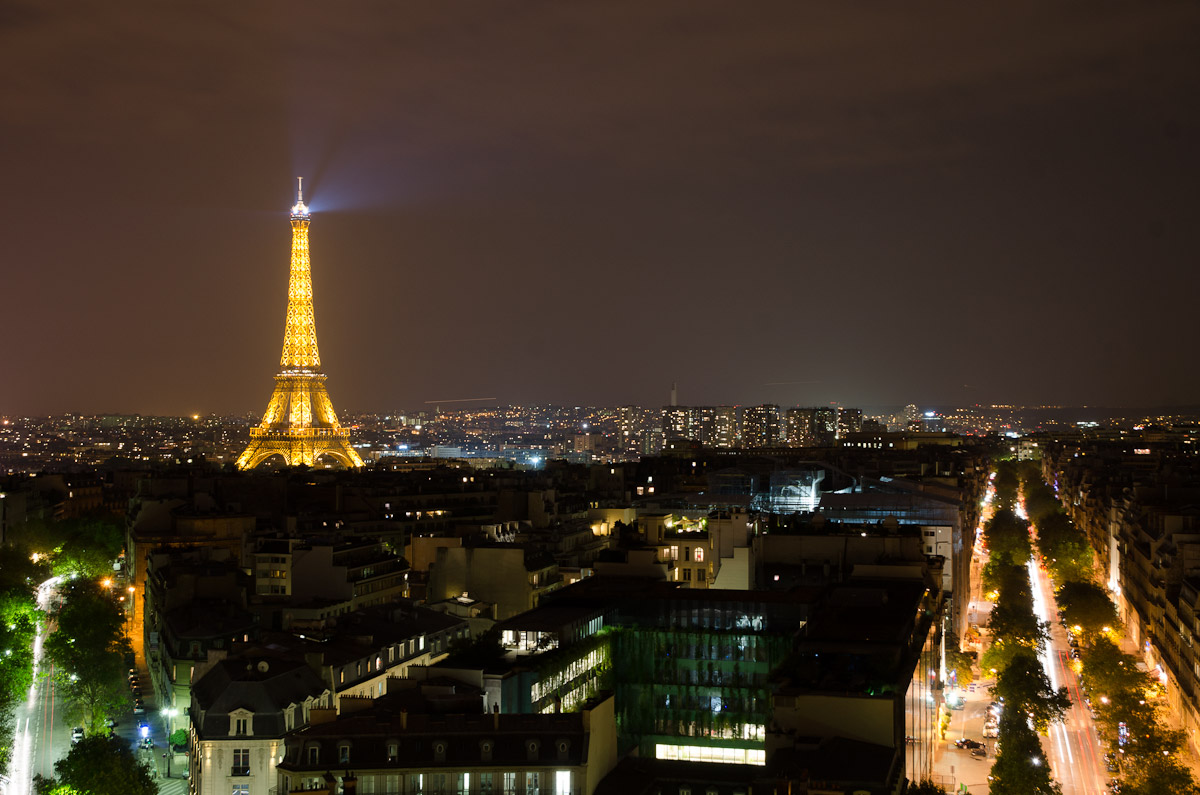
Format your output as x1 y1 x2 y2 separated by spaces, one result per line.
433 740 447 762
556 739 570 761
307 745 319 765
229 710 253 737
526 739 540 761
387 742 398 762
480 739 493 762
338 743 351 764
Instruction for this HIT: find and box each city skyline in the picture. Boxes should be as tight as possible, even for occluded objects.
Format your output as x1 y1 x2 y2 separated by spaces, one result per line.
4 3 1199 415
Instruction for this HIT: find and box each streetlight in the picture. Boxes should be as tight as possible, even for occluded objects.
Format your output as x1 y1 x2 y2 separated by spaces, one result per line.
161 707 179 778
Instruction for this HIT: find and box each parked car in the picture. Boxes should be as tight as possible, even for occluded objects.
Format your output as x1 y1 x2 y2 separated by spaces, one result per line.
955 738 984 749
970 746 987 759
104 718 117 729
983 725 999 739
71 727 84 743
132 700 145 714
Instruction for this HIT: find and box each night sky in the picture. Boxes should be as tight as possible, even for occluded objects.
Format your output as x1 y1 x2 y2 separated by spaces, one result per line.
4 2 1199 416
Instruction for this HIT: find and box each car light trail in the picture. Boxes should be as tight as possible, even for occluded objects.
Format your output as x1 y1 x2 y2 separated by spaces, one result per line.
6 577 60 795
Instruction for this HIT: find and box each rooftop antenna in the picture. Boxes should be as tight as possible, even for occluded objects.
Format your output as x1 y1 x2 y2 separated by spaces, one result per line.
297 176 304 204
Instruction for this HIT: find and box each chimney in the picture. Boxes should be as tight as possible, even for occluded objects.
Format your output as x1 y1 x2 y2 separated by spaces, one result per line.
493 702 500 730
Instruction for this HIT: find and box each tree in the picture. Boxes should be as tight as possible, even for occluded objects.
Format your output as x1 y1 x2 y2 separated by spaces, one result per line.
0 543 51 594
35 735 155 795
983 510 1031 568
988 710 1061 795
905 780 948 794
993 651 1070 733
0 543 47 780
945 647 976 688
1119 752 1200 795
1032 512 1093 583
982 565 1047 674
1082 636 1152 707
7 515 123 580
43 580 131 733
0 592 41 701
993 462 1021 510
1022 481 1062 526
1056 581 1119 638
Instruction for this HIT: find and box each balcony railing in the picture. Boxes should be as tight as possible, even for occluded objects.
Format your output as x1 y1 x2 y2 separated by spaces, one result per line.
231 765 251 776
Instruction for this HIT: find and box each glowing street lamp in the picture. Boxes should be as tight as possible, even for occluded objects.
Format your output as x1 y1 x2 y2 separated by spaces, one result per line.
161 707 180 778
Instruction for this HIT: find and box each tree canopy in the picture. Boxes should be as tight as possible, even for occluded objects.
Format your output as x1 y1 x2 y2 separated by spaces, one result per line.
7 515 123 580
993 651 1070 734
987 709 1061 795
43 579 131 733
35 735 155 795
1056 580 1119 638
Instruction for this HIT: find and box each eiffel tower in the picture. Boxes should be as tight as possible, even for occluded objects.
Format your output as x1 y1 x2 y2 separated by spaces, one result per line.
236 180 364 469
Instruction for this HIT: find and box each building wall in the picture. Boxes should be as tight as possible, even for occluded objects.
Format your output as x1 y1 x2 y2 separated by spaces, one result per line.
192 736 283 795
429 547 558 620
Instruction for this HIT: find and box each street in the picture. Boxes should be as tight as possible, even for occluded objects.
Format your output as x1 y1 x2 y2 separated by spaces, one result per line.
7 578 66 795
4 576 181 795
1029 556 1113 795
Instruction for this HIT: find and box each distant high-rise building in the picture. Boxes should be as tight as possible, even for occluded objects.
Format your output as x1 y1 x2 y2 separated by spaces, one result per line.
741 404 781 448
237 180 363 469
921 411 945 433
707 406 740 449
837 408 863 439
812 406 838 446
662 406 691 440
785 407 815 447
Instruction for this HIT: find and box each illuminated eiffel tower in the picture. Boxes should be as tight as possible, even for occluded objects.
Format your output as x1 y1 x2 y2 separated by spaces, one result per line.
236 180 364 469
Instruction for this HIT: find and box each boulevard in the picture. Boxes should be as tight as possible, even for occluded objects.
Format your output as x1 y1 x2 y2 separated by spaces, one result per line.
1029 556 1112 795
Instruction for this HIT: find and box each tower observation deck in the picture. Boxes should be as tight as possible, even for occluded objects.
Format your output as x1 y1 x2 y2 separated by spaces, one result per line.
236 179 364 469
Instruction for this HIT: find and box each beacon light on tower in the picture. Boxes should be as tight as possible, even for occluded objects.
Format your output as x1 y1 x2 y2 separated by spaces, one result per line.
291 176 309 218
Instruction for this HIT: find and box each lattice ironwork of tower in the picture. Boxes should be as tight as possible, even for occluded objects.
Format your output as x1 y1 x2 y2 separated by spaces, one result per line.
236 180 365 470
